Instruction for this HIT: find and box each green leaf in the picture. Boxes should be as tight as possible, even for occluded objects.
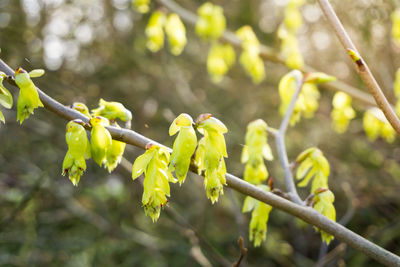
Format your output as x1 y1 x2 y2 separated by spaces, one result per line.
314 189 336 244
91 98 132 122
169 113 193 136
297 167 315 187
0 110 4 123
262 144 273 161
296 158 312 180
242 196 257 212
197 117 228 134
0 83 13 109
15 69 44 123
195 2 226 40
0 92 12 109
28 69 45 78
165 13 187 56
241 146 249 163
304 72 336 84
296 147 315 163
145 11 165 53
132 150 154 180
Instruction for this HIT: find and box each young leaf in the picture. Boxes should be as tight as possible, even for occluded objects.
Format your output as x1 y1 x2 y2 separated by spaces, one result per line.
242 185 273 247
331 92 355 134
106 138 126 173
241 119 273 185
196 114 228 203
28 69 45 78
92 98 132 122
90 116 112 166
236 26 265 84
165 13 187 56
195 2 226 40
295 147 330 193
0 72 13 109
62 119 90 186
133 144 174 222
14 67 44 123
145 11 166 53
278 0 305 70
169 113 197 184
304 72 336 84
71 102 92 119
132 149 155 180
363 108 396 143
0 110 4 124
207 42 236 83
313 189 336 244
131 0 150 14
242 196 257 213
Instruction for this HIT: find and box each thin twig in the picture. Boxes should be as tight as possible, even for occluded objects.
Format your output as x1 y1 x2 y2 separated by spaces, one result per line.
317 0 400 136
315 243 347 267
157 0 378 107
232 236 248 267
275 70 304 205
0 58 399 266
228 189 247 247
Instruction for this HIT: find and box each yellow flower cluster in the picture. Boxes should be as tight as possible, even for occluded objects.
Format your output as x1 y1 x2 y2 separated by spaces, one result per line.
295 147 335 244
131 0 150 14
241 119 273 184
279 71 335 126
278 0 305 69
236 26 265 84
242 185 273 247
207 42 236 83
331 92 356 134
195 2 226 40
0 72 13 123
392 9 400 46
195 115 228 203
363 108 396 143
241 119 273 247
146 11 187 55
132 144 177 222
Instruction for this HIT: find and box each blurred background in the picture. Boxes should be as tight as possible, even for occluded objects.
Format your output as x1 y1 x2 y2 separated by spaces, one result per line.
0 0 400 266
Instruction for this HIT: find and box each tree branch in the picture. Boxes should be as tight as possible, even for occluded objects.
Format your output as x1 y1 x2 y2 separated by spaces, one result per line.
157 0 377 107
0 58 399 266
275 70 304 205
317 0 400 136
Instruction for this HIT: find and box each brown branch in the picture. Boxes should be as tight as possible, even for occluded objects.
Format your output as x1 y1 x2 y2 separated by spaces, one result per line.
317 0 400 136
0 58 399 266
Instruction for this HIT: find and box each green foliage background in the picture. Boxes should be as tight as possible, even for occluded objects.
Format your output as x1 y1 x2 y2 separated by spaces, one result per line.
0 0 399 266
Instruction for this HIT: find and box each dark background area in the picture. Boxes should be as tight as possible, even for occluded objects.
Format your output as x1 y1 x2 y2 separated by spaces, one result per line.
0 0 399 266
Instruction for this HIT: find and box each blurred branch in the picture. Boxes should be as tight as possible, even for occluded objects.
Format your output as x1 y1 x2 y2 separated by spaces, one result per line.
157 0 377 107
232 236 248 267
315 243 347 267
0 58 399 266
228 189 247 245
185 229 213 267
119 157 231 267
275 71 304 205
317 0 400 136
0 173 45 229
